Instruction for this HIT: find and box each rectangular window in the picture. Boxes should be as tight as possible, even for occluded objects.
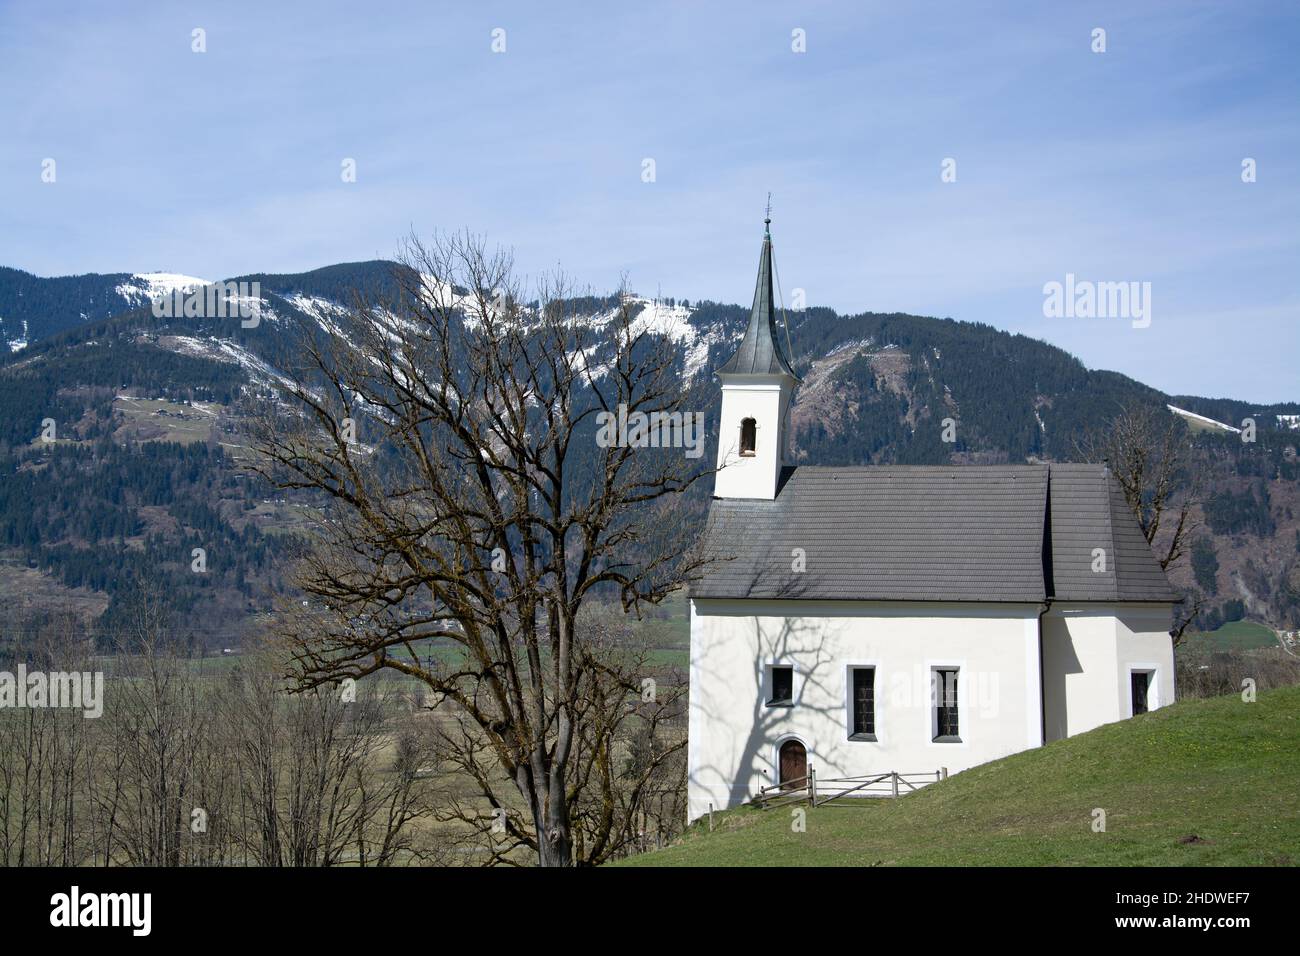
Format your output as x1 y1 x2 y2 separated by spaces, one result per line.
1131 671 1151 716
933 668 960 742
767 665 793 706
849 667 876 739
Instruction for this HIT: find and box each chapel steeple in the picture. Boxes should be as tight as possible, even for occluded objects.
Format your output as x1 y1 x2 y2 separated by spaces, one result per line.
717 205 799 379
713 205 799 501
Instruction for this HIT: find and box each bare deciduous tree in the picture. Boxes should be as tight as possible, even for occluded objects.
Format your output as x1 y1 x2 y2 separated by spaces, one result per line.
1077 404 1201 643
222 661 436 866
1 594 445 867
427 611 688 864
249 231 711 866
0 613 93 866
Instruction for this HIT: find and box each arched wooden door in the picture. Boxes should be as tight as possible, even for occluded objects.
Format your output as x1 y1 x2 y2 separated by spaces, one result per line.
778 739 807 790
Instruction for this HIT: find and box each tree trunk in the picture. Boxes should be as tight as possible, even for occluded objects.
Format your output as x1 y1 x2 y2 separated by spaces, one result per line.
535 816 574 867
533 788 574 867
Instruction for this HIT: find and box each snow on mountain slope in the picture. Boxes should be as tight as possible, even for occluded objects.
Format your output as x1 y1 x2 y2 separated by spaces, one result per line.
6 319 28 353
225 284 724 382
641 297 729 378
115 272 213 307
281 293 351 332
158 334 296 391
1167 404 1241 434
418 275 492 328
576 296 722 379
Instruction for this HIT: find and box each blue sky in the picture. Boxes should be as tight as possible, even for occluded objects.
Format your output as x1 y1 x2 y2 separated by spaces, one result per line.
2 1 1297 402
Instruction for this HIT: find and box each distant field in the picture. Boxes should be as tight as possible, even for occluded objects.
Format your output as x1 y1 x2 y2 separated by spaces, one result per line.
1188 619 1279 651
188 592 693 680
114 395 217 444
619 685 1300 867
0 563 111 622
636 590 690 652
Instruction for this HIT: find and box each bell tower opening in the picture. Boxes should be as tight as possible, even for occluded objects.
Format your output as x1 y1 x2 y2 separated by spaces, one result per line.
739 418 757 457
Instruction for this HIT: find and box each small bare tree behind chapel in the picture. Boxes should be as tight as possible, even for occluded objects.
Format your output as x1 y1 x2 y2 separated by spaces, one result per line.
1077 404 1201 644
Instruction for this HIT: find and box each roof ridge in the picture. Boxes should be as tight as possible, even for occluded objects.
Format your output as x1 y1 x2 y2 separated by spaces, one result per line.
787 463 1051 474
1101 468 1119 602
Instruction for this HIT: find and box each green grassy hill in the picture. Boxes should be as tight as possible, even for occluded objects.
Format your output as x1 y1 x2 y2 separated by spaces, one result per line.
621 686 1300 867
1189 619 1280 652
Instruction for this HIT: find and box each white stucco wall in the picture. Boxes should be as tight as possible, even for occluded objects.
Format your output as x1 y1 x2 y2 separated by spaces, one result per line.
687 598 1045 821
1039 603 1174 743
1115 605 1176 720
1041 608 1116 742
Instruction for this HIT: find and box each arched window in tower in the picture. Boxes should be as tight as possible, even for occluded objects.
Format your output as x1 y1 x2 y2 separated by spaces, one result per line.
739 417 757 457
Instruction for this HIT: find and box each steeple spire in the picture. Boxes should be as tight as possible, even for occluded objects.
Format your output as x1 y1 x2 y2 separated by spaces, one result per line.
717 205 798 379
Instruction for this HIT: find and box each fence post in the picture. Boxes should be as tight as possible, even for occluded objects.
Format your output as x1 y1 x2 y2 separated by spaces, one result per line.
808 764 817 804
941 766 949 780
891 771 899 798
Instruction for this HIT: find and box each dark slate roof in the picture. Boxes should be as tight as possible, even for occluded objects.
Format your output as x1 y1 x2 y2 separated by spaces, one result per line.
692 463 1178 604
716 222 799 379
1048 463 1179 602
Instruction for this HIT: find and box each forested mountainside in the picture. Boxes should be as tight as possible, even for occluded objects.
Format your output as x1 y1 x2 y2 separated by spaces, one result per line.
0 266 216 348
1 260 1298 647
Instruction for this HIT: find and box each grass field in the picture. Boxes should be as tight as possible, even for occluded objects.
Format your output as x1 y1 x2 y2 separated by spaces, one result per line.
113 395 217 444
1187 619 1281 652
633 590 690 667
618 685 1300 867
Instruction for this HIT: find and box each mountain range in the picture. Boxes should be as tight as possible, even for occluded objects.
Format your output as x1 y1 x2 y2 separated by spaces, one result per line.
1 260 1297 645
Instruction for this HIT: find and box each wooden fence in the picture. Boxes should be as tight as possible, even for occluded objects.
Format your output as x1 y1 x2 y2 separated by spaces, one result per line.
751 764 948 809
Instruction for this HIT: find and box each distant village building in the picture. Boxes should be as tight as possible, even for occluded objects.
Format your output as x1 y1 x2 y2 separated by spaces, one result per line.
686 217 1178 820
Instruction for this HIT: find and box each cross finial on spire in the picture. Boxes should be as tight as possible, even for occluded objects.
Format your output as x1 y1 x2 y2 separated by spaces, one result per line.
764 192 772 236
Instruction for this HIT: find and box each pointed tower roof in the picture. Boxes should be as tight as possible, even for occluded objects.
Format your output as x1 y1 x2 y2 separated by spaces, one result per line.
717 212 799 379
